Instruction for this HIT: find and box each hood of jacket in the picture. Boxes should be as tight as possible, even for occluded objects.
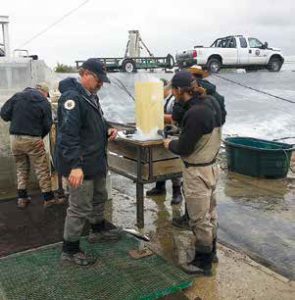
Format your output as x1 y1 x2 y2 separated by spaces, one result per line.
22 87 47 102
198 79 216 95
58 77 88 98
58 77 77 93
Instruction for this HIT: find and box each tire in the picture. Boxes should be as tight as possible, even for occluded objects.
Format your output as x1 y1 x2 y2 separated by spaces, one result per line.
122 59 136 73
268 58 282 72
207 58 222 73
166 54 175 69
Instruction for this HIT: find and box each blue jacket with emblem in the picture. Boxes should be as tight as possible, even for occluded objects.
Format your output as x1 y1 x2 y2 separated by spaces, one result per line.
55 77 109 178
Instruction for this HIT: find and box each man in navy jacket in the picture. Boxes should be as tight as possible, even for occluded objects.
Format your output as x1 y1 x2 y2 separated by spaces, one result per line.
56 59 119 266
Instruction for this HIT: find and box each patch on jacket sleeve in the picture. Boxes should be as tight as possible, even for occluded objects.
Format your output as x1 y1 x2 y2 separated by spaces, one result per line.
64 99 76 110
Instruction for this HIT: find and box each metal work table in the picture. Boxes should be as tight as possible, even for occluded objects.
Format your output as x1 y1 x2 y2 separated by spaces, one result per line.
108 134 182 228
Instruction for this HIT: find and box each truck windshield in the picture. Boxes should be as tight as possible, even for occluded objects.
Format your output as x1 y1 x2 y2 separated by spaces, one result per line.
248 38 263 48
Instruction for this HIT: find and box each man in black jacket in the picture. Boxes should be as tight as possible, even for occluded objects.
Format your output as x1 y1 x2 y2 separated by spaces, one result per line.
0 83 62 208
164 71 224 276
56 58 119 266
172 68 226 229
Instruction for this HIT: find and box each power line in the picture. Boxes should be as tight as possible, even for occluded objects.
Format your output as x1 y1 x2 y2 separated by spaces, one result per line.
17 0 91 49
213 74 295 104
112 77 135 101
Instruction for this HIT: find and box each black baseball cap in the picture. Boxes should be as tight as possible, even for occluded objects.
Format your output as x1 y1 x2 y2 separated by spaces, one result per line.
171 71 195 88
82 58 110 83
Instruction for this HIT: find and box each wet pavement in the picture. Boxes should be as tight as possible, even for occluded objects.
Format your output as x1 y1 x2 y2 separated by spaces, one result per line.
0 197 67 256
0 181 294 300
110 165 295 280
217 171 295 278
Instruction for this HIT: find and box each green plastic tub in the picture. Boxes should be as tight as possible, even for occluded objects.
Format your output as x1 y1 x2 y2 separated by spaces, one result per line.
224 137 294 178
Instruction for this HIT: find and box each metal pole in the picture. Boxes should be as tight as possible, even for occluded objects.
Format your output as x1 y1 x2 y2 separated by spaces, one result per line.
136 145 144 228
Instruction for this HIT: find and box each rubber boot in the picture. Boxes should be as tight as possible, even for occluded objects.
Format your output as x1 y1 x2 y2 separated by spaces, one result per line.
61 240 96 266
171 185 183 205
17 189 31 208
146 181 166 196
181 251 213 276
191 251 213 276
43 191 66 208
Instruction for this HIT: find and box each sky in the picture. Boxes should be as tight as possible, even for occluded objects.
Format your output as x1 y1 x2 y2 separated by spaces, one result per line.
1 0 295 67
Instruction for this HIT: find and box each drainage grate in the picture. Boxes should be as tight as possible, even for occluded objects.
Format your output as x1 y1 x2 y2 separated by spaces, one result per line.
0 234 192 300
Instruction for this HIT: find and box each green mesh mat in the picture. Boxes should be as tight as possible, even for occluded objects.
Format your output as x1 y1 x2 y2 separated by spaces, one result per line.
0 234 192 300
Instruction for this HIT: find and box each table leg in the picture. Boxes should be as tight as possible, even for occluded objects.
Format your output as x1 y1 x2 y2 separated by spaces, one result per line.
136 182 144 228
136 146 144 228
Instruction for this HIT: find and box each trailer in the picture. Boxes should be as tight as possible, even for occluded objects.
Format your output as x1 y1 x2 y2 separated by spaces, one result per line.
75 30 175 73
76 54 175 73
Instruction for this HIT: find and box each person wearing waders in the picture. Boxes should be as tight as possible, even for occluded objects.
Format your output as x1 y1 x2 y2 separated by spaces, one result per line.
146 78 183 205
55 58 121 266
163 71 225 276
172 68 226 229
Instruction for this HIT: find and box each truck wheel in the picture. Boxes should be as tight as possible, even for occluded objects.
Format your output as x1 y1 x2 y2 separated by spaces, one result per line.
207 58 221 73
122 60 136 73
268 58 282 72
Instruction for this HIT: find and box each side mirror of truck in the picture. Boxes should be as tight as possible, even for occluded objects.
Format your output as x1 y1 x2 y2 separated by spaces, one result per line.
262 42 268 49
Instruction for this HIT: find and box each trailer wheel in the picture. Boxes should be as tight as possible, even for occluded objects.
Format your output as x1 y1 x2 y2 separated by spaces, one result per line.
122 60 136 73
207 58 221 73
166 54 175 69
268 58 282 72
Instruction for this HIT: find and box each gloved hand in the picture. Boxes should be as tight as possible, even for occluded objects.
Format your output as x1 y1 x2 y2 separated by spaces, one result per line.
164 124 179 136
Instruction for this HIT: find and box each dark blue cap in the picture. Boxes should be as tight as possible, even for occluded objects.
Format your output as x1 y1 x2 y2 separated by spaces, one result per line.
171 71 195 88
82 58 110 83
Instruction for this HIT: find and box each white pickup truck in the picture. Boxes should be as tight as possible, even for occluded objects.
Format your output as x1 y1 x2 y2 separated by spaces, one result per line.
175 35 284 73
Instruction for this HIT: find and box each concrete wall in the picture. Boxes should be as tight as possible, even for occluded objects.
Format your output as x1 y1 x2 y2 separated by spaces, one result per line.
0 57 55 104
